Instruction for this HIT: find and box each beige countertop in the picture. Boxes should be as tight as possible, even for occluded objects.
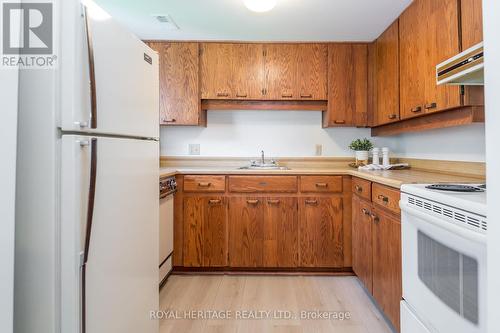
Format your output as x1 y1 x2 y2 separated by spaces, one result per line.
160 166 484 189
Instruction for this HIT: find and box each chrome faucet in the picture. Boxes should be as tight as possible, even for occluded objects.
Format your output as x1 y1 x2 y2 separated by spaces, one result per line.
261 150 265 165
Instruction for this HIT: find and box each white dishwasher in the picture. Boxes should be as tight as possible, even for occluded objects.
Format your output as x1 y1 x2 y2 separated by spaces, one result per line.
159 176 176 287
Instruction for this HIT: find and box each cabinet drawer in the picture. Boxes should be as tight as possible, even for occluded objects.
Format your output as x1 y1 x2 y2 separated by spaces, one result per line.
352 177 372 200
300 176 343 193
372 183 400 214
228 176 298 193
184 175 226 192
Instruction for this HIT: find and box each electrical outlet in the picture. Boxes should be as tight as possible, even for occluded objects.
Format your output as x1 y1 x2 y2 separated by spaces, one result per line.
188 144 200 155
315 144 323 156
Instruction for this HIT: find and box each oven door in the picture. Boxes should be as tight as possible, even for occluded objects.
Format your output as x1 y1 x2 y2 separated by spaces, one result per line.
401 203 486 333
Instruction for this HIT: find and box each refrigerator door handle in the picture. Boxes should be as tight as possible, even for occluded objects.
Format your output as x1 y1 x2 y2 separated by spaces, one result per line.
81 138 97 333
83 6 97 129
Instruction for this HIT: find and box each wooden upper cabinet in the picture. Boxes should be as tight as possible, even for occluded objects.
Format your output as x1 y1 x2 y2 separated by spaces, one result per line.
296 44 328 100
461 0 483 50
399 0 427 120
324 43 368 127
423 0 461 114
374 21 400 126
232 44 265 99
149 42 201 126
264 44 299 100
200 43 234 99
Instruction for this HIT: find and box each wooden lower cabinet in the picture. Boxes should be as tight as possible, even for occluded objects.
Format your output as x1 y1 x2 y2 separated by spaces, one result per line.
299 197 344 267
372 208 402 332
351 195 373 293
183 196 227 267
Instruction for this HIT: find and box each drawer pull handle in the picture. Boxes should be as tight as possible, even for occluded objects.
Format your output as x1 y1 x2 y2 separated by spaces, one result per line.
355 185 363 192
388 114 398 120
362 208 370 216
217 92 230 97
282 93 293 98
378 194 389 203
208 199 221 205
162 118 176 123
371 214 380 223
236 93 247 98
411 106 422 113
425 102 437 110
267 199 281 205
300 94 313 98
198 182 211 187
315 183 328 188
305 199 318 205
334 120 346 124
247 199 260 205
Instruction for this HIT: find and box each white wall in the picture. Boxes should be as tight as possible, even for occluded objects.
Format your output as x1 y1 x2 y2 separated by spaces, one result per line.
161 110 485 162
0 68 18 333
483 1 500 332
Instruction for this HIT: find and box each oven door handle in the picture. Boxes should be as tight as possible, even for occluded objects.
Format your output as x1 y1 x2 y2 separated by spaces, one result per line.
400 202 486 244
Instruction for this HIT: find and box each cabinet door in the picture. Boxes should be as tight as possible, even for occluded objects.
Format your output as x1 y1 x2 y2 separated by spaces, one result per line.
200 43 233 99
372 209 402 331
461 0 483 50
149 42 200 125
264 44 298 100
324 43 367 127
232 44 265 99
375 21 400 125
203 197 227 267
228 197 264 267
299 197 343 267
296 44 328 100
351 196 373 293
423 0 461 114
263 197 298 267
183 196 204 267
399 0 426 119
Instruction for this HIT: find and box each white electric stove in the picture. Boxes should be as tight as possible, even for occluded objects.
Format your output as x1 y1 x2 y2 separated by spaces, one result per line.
400 183 487 333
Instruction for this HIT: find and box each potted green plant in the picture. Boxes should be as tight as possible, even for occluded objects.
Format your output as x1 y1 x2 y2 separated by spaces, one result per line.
349 138 374 165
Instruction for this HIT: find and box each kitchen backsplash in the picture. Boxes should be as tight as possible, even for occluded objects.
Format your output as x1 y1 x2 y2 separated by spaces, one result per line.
161 110 486 162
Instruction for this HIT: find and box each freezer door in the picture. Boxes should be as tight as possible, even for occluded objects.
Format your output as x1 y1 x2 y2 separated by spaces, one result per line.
60 135 159 333
59 1 159 138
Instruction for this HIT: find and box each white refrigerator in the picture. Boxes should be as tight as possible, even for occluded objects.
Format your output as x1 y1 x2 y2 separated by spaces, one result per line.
14 1 159 333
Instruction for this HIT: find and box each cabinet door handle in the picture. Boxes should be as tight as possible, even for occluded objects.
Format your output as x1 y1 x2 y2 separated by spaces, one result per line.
334 120 346 124
315 183 328 188
378 194 389 203
162 118 176 123
282 93 293 98
355 185 363 192
425 102 437 110
388 114 398 120
371 214 380 223
198 182 211 187
217 92 229 97
208 199 222 205
305 199 318 205
410 106 422 113
267 199 281 205
361 208 370 216
236 93 247 98
300 94 313 98
246 199 260 205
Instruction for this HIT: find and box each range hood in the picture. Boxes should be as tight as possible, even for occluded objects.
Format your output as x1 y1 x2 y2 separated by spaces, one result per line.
436 42 484 85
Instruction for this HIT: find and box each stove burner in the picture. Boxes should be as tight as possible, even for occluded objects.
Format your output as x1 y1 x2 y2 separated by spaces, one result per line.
425 184 485 192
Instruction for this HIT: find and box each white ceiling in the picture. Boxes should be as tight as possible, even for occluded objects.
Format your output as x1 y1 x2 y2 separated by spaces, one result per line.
95 0 412 42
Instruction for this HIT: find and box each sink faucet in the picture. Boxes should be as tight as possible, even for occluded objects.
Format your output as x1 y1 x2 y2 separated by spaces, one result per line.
261 150 265 165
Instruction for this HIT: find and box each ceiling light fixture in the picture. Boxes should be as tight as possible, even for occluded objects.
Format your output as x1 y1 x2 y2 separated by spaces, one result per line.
243 0 277 13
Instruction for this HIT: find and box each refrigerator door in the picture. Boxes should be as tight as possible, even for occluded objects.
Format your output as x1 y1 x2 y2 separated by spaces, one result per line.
59 0 159 138
60 135 159 333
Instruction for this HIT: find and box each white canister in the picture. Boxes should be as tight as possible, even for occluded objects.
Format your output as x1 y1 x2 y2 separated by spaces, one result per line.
372 148 380 165
382 147 390 167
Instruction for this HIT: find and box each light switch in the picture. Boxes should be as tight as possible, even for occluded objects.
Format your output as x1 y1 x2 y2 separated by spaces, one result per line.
189 144 200 155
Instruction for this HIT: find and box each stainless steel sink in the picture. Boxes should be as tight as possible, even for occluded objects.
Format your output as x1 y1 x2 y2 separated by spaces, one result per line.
239 151 289 170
